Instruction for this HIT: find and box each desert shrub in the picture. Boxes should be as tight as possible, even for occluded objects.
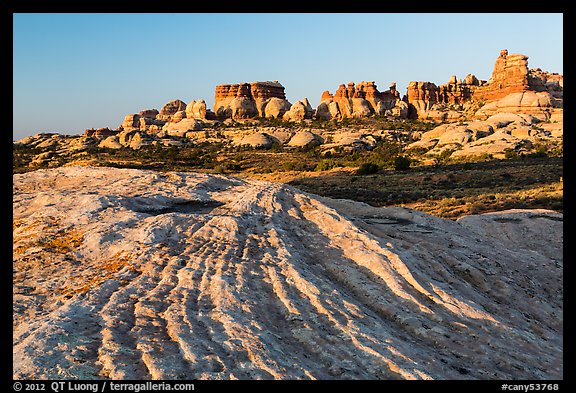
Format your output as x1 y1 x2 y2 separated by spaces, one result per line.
406 146 429 156
433 149 454 165
504 148 518 159
371 141 403 168
314 159 339 172
394 156 411 170
356 162 380 175
214 162 241 173
270 142 283 152
527 143 549 158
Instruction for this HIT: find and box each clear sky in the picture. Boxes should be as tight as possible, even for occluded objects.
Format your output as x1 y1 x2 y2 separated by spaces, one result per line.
12 13 563 140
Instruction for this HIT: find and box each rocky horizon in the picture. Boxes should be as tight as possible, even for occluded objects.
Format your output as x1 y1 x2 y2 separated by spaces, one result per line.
107 49 562 135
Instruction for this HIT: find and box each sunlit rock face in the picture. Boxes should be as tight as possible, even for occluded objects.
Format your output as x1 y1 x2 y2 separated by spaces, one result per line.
214 81 287 120
319 81 405 120
13 166 562 380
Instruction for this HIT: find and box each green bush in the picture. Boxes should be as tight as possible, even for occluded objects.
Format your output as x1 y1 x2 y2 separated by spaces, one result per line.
356 162 380 175
504 148 518 159
214 162 241 173
314 159 339 172
394 155 411 170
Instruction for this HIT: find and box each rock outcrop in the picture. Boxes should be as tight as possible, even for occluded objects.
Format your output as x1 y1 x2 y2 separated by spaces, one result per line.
234 132 277 148
214 81 288 120
157 99 187 121
185 99 208 119
407 111 560 159
120 114 142 131
405 49 562 121
84 128 118 137
287 130 322 148
162 118 205 135
474 91 560 120
318 81 406 120
13 166 562 380
528 68 563 98
139 109 159 119
283 98 314 121
264 97 292 119
473 50 531 102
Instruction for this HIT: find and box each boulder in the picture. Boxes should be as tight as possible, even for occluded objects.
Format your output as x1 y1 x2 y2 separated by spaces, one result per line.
162 118 204 133
315 101 333 120
464 74 479 86
283 98 314 121
328 101 341 119
129 132 153 150
98 136 123 149
139 117 166 132
391 100 409 118
191 100 207 119
351 98 373 118
121 114 141 131
117 130 138 147
451 131 529 159
264 97 292 119
475 91 555 120
172 110 187 122
157 99 187 120
235 132 277 148
287 131 323 148
139 109 159 119
185 100 196 118
229 97 258 120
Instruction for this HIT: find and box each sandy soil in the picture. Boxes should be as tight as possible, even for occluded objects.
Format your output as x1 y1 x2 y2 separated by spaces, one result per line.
13 166 562 379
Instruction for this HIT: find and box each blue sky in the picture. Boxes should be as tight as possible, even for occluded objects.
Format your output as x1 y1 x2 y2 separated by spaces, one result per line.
13 13 563 140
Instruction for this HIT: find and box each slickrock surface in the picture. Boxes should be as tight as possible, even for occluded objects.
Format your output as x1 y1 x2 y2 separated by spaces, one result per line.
13 166 562 380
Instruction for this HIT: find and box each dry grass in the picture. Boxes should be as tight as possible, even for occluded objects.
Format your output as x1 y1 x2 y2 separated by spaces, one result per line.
287 157 563 220
38 228 84 254
57 252 139 297
403 182 563 220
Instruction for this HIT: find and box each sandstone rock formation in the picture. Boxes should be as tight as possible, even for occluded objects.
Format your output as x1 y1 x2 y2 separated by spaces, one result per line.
264 97 292 119
474 91 560 121
283 98 314 121
157 99 187 121
13 166 562 379
120 114 142 131
405 49 562 122
286 130 323 148
98 135 123 149
473 50 530 102
139 117 166 132
234 132 278 149
318 81 405 120
214 81 287 120
185 99 208 119
528 68 563 98
319 131 377 154
407 111 557 159
162 118 204 134
139 109 159 119
405 75 483 121
84 128 118 137
172 110 187 123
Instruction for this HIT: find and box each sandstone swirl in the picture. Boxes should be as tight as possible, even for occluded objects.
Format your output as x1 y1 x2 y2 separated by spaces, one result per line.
13 167 562 380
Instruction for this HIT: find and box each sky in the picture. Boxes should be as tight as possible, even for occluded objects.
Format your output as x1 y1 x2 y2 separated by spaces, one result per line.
12 13 563 140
